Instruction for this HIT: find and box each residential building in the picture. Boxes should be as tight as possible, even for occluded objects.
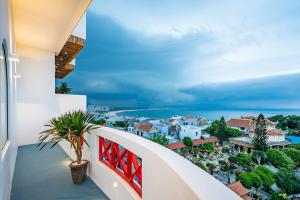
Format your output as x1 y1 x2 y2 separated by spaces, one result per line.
0 1 241 200
168 137 219 151
180 116 199 126
179 125 202 140
228 116 291 152
227 118 255 133
154 122 172 135
134 124 159 139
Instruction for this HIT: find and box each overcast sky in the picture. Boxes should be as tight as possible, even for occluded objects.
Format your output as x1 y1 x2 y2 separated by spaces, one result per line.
65 0 300 109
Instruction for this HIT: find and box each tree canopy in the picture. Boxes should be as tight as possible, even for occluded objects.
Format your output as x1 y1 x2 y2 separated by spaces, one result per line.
183 137 193 148
55 82 71 94
152 135 169 147
252 114 268 151
266 149 295 169
203 117 241 141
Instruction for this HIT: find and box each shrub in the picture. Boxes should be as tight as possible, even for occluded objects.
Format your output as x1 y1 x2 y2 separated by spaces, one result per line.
252 150 266 164
199 142 214 153
255 166 275 188
276 169 300 194
226 127 241 137
266 149 295 169
229 153 252 168
222 147 229 153
249 172 262 188
183 137 193 148
206 162 217 170
281 148 300 167
237 172 253 189
152 134 169 147
195 161 206 170
271 192 288 200
290 143 300 150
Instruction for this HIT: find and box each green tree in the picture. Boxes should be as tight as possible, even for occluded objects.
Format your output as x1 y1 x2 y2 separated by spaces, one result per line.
266 149 294 169
199 142 214 153
216 116 227 142
271 192 288 200
252 150 266 165
237 172 253 189
91 118 106 125
206 162 217 173
255 166 275 188
252 114 268 151
55 82 71 94
249 172 262 189
276 169 300 194
203 120 219 134
281 148 300 167
152 135 169 147
229 153 252 168
112 121 128 127
183 137 193 148
226 127 241 137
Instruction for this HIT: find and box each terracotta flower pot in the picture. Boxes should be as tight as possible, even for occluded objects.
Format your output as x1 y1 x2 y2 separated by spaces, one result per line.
69 160 89 183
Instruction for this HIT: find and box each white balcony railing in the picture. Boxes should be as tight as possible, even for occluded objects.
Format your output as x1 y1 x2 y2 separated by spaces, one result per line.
59 127 241 200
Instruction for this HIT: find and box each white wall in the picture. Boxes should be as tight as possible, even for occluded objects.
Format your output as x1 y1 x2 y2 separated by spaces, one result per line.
57 94 86 114
0 0 18 199
15 45 59 146
179 125 202 140
57 94 87 160
72 13 86 39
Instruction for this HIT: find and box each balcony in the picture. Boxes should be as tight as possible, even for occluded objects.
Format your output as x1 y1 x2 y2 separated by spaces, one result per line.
10 126 241 200
11 144 108 200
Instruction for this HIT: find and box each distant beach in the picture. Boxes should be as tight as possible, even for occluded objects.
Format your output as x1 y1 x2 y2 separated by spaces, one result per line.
114 108 300 121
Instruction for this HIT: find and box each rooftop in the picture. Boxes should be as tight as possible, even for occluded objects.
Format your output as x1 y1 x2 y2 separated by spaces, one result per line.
227 181 251 200
168 136 218 150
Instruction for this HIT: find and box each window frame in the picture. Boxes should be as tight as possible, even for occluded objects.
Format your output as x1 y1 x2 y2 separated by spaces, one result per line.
1 39 9 150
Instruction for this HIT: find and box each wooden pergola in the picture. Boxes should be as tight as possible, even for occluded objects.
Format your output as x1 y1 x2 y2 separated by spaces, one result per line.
55 35 84 78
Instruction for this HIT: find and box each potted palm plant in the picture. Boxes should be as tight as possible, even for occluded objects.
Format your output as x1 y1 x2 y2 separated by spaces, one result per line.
37 110 99 183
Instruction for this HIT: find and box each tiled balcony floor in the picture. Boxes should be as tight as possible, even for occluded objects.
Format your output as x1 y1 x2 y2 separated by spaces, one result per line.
11 144 109 200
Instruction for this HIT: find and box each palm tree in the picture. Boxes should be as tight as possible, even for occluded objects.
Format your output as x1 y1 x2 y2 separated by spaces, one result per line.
38 110 98 163
55 82 71 94
37 111 99 183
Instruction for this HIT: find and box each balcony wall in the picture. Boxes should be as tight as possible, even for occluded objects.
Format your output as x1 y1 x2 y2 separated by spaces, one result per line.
59 126 241 200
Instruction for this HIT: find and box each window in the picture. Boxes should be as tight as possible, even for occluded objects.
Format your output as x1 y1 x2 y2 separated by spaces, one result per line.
0 39 9 150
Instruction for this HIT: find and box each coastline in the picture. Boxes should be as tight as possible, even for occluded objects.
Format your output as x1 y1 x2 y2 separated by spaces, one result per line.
107 108 169 115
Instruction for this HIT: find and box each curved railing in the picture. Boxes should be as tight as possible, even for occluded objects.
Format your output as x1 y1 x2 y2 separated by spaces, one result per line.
88 127 241 200
98 137 142 197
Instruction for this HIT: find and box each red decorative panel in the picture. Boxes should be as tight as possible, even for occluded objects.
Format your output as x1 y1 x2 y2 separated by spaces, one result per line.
98 136 142 197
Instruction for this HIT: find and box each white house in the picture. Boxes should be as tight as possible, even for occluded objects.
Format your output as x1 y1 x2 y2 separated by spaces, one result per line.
134 124 159 139
180 116 199 126
179 125 202 140
154 122 171 135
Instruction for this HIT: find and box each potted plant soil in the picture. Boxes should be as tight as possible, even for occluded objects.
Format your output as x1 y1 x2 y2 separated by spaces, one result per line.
37 110 99 183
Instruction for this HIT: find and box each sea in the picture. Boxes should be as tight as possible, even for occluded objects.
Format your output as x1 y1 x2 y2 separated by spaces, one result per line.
118 108 300 121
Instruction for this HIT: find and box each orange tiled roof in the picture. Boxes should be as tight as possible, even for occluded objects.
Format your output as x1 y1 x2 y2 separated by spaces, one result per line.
266 129 287 135
136 124 153 132
241 115 278 126
228 181 250 197
183 116 194 119
227 119 255 129
168 136 218 150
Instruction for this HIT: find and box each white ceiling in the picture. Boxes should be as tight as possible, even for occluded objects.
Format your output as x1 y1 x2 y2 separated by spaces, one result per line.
12 0 91 53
